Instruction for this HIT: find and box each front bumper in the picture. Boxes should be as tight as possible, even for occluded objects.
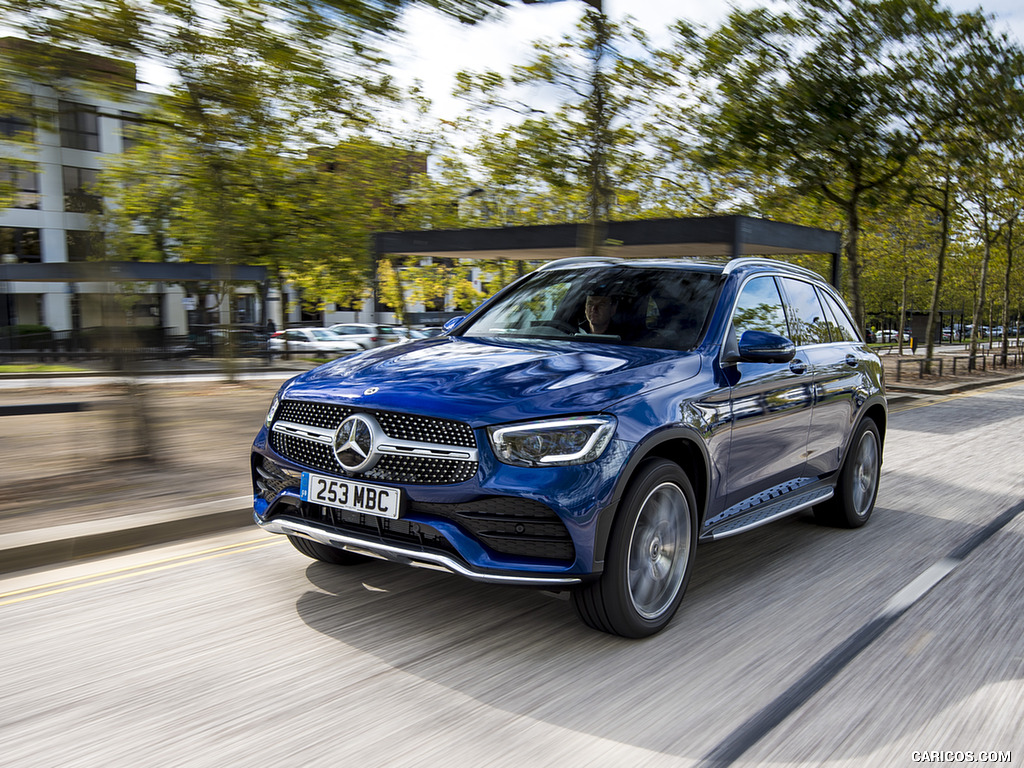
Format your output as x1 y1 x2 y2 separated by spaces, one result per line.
257 513 583 587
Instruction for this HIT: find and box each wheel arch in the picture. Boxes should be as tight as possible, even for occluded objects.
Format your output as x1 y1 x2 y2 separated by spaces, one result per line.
593 428 710 570
857 399 888 460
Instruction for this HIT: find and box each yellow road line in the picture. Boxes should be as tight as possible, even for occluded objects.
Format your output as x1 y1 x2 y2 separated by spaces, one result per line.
893 392 968 412
0 538 282 607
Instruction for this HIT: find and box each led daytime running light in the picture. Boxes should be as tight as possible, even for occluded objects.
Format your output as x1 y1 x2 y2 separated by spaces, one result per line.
488 416 616 467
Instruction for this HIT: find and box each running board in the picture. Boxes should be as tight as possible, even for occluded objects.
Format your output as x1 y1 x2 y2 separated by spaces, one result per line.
701 487 834 541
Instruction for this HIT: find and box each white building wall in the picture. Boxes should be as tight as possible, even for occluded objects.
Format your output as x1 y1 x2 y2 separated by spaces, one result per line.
3 60 270 337
1 72 155 331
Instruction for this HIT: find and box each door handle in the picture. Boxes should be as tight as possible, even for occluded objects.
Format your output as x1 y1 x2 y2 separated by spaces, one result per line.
789 359 807 375
845 354 858 367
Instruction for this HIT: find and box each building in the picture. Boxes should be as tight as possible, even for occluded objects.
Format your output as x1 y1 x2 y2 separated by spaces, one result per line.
0 39 266 335
0 40 148 329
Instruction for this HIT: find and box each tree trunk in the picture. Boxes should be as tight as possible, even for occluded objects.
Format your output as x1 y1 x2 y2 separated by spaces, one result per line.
898 271 907 355
582 6 611 257
1001 220 1014 365
846 199 865 333
969 232 992 371
923 181 951 373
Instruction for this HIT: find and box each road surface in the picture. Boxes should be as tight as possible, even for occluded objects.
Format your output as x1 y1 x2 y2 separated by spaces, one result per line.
2 384 1022 767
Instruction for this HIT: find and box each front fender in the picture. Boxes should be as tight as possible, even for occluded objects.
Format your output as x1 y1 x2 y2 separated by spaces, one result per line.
591 425 712 571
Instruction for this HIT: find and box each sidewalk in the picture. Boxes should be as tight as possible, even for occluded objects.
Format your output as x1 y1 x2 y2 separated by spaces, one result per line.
879 344 1024 396
0 368 293 573
1 352 1022 575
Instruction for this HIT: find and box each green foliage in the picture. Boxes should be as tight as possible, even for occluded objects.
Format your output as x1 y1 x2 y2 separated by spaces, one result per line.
687 0 1024 329
1 0 502 317
376 258 407 323
455 10 680 229
4 0 1024 331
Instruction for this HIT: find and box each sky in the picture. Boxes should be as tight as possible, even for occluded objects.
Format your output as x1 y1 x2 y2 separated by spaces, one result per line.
386 0 1024 121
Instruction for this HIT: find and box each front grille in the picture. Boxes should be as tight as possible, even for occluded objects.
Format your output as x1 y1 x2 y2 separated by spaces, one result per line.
270 399 477 485
277 400 350 430
269 431 336 474
363 455 477 485
275 400 475 446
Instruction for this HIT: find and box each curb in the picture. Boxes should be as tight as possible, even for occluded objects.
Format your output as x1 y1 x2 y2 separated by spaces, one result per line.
0 497 254 575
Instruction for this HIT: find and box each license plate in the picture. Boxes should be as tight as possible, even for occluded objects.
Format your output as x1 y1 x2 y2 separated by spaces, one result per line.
300 472 402 519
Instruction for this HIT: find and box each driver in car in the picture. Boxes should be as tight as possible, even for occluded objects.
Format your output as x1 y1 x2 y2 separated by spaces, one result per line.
581 292 619 335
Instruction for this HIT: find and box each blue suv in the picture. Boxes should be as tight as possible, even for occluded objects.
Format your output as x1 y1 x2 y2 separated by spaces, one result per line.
252 257 886 637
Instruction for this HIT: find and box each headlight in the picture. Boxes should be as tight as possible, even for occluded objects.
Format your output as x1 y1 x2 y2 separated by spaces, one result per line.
488 415 616 467
265 394 281 427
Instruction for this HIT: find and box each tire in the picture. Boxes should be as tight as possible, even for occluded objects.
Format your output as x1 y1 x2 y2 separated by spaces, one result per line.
287 534 375 565
572 459 697 638
815 419 881 528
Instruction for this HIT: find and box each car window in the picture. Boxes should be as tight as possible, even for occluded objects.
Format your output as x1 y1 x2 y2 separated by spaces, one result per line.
285 331 304 342
731 276 789 338
459 266 719 351
780 277 831 345
818 289 860 342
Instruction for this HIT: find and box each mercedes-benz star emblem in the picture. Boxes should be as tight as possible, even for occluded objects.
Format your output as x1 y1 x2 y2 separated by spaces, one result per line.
333 414 380 473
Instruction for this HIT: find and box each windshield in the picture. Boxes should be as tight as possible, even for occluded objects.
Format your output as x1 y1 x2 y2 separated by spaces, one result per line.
460 266 720 351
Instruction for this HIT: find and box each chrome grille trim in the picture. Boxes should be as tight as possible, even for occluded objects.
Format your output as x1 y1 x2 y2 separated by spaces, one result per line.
376 440 477 462
272 421 334 444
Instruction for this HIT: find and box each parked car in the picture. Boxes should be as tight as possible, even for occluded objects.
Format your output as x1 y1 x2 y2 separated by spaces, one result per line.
189 327 268 356
878 329 910 342
404 327 446 341
328 323 406 349
268 328 361 355
252 257 886 637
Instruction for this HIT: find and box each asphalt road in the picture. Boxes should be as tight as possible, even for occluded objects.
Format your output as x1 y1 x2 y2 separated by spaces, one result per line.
2 383 1022 768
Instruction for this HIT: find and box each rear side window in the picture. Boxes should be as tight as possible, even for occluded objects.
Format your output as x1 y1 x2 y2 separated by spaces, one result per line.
780 278 830 345
732 276 788 337
818 289 860 342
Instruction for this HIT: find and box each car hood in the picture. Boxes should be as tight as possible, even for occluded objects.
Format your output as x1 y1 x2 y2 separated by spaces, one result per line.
278 337 702 427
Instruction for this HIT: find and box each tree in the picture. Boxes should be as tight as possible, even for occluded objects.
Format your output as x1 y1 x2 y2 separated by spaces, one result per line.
860 203 938 352
1 0 505 313
454 10 676 242
905 14 1024 367
692 0 977 330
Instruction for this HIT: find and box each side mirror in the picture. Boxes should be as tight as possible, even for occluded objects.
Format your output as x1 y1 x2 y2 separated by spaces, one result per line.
731 330 796 364
442 316 465 333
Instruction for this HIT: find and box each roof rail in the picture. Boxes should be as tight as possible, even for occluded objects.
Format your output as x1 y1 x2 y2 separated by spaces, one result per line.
723 257 824 281
537 256 623 271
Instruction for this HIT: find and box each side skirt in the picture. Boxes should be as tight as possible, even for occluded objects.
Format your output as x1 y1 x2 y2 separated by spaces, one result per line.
700 485 834 541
